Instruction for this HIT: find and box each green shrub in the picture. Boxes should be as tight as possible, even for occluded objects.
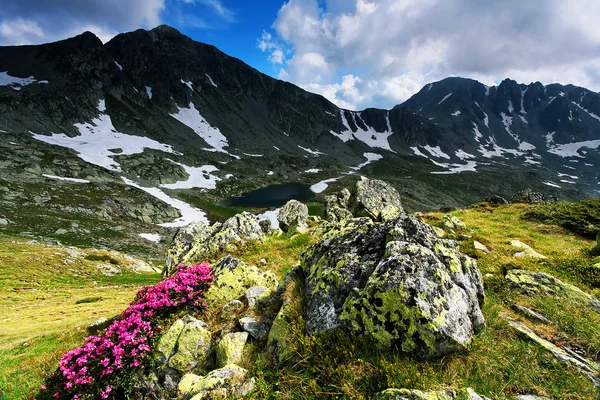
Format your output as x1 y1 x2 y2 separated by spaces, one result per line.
523 199 600 239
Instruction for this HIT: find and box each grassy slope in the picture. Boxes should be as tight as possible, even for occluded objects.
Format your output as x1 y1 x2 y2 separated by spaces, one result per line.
1 202 600 399
0 235 161 399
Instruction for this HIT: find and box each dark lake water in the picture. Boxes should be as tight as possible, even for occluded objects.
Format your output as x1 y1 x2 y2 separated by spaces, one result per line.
221 183 314 208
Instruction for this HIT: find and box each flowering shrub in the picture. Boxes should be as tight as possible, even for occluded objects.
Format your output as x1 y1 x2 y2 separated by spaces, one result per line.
38 264 213 400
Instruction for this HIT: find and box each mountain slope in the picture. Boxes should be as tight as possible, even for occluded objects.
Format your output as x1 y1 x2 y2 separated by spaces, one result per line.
0 26 599 252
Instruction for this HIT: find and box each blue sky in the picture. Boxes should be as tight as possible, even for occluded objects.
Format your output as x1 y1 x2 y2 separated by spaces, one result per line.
1 1 600 110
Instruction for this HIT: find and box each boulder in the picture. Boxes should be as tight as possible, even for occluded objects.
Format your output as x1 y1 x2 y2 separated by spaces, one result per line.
324 188 352 223
178 365 252 399
215 332 248 368
167 318 212 373
156 318 187 363
510 189 556 205
164 212 265 276
375 388 490 400
239 317 268 340
348 177 403 222
267 300 295 362
277 200 309 233
442 214 466 231
509 240 546 259
302 214 485 359
505 269 600 313
207 256 278 305
485 195 509 205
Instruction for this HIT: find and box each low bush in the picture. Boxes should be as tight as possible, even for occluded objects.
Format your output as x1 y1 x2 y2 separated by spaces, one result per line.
38 264 213 400
523 199 600 239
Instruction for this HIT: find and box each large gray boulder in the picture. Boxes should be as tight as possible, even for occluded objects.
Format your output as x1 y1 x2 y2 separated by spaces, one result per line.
301 214 485 359
324 188 352 223
348 177 403 222
165 212 264 275
277 200 309 233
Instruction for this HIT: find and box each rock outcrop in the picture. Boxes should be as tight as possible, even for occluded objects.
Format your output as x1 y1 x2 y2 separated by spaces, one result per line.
301 213 485 359
510 189 556 205
277 200 309 234
206 256 278 305
324 188 352 223
348 177 404 222
165 212 265 275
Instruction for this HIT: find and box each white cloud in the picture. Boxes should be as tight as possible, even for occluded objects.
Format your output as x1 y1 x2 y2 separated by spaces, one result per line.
0 18 45 45
262 0 600 110
268 49 284 64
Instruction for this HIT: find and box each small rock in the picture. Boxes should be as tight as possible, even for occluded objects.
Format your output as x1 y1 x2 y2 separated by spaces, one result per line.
222 300 244 315
278 200 309 234
324 188 353 223
168 318 212 373
474 241 490 254
442 214 466 230
179 365 249 399
0 218 8 226
239 317 268 340
509 240 547 259
259 219 272 234
245 286 268 307
215 332 249 368
87 317 113 334
513 395 551 400
54 228 68 235
511 304 551 324
260 258 267 265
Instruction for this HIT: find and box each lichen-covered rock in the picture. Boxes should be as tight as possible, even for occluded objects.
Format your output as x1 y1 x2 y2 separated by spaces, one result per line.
324 188 352 223
239 317 268 340
505 269 600 313
178 365 250 399
302 214 485 359
156 318 186 363
164 212 265 276
221 300 244 315
375 387 490 400
277 200 309 233
348 177 403 222
168 318 212 373
473 241 490 254
442 214 467 231
207 256 278 305
267 300 295 362
509 240 547 259
216 332 248 368
510 189 556 205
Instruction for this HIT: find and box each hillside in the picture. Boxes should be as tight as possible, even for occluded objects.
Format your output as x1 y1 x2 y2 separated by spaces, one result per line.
1 180 599 399
1 26 599 259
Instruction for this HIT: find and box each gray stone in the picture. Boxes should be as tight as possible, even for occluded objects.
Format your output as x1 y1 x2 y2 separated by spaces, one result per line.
167 318 212 373
511 304 551 324
179 365 249 399
239 317 268 340
442 214 466 230
510 240 547 259
348 177 403 222
0 218 8 226
302 214 485 359
54 228 68 235
513 396 551 400
473 241 490 254
245 286 268 307
324 188 352 223
215 332 249 368
277 200 309 233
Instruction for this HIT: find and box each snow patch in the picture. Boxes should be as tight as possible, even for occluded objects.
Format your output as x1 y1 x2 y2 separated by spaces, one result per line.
571 100 600 122
455 149 476 160
451 110 461 116
310 177 339 193
243 153 263 157
430 160 477 175
298 145 325 156
351 152 383 171
122 177 209 227
543 181 561 188
42 174 90 183
256 209 280 230
304 169 321 173
181 79 193 90
32 100 175 171
139 233 160 242
114 61 123 71
330 111 394 151
548 140 600 158
472 122 483 143
267 171 274 176
146 86 152 99
273 146 280 151
160 161 221 190
423 145 450 159
558 172 578 180
520 87 528 114
438 93 452 105
411 147 429 158
170 102 229 154
205 74 217 88
0 71 40 88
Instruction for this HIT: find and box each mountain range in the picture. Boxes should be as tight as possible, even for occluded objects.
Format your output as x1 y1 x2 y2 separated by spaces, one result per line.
0 25 599 254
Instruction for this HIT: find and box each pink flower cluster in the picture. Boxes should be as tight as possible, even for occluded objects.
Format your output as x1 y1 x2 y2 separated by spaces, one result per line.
45 264 213 400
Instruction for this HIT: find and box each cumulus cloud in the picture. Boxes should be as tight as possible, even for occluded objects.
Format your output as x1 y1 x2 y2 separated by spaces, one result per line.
0 0 235 45
262 0 600 110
